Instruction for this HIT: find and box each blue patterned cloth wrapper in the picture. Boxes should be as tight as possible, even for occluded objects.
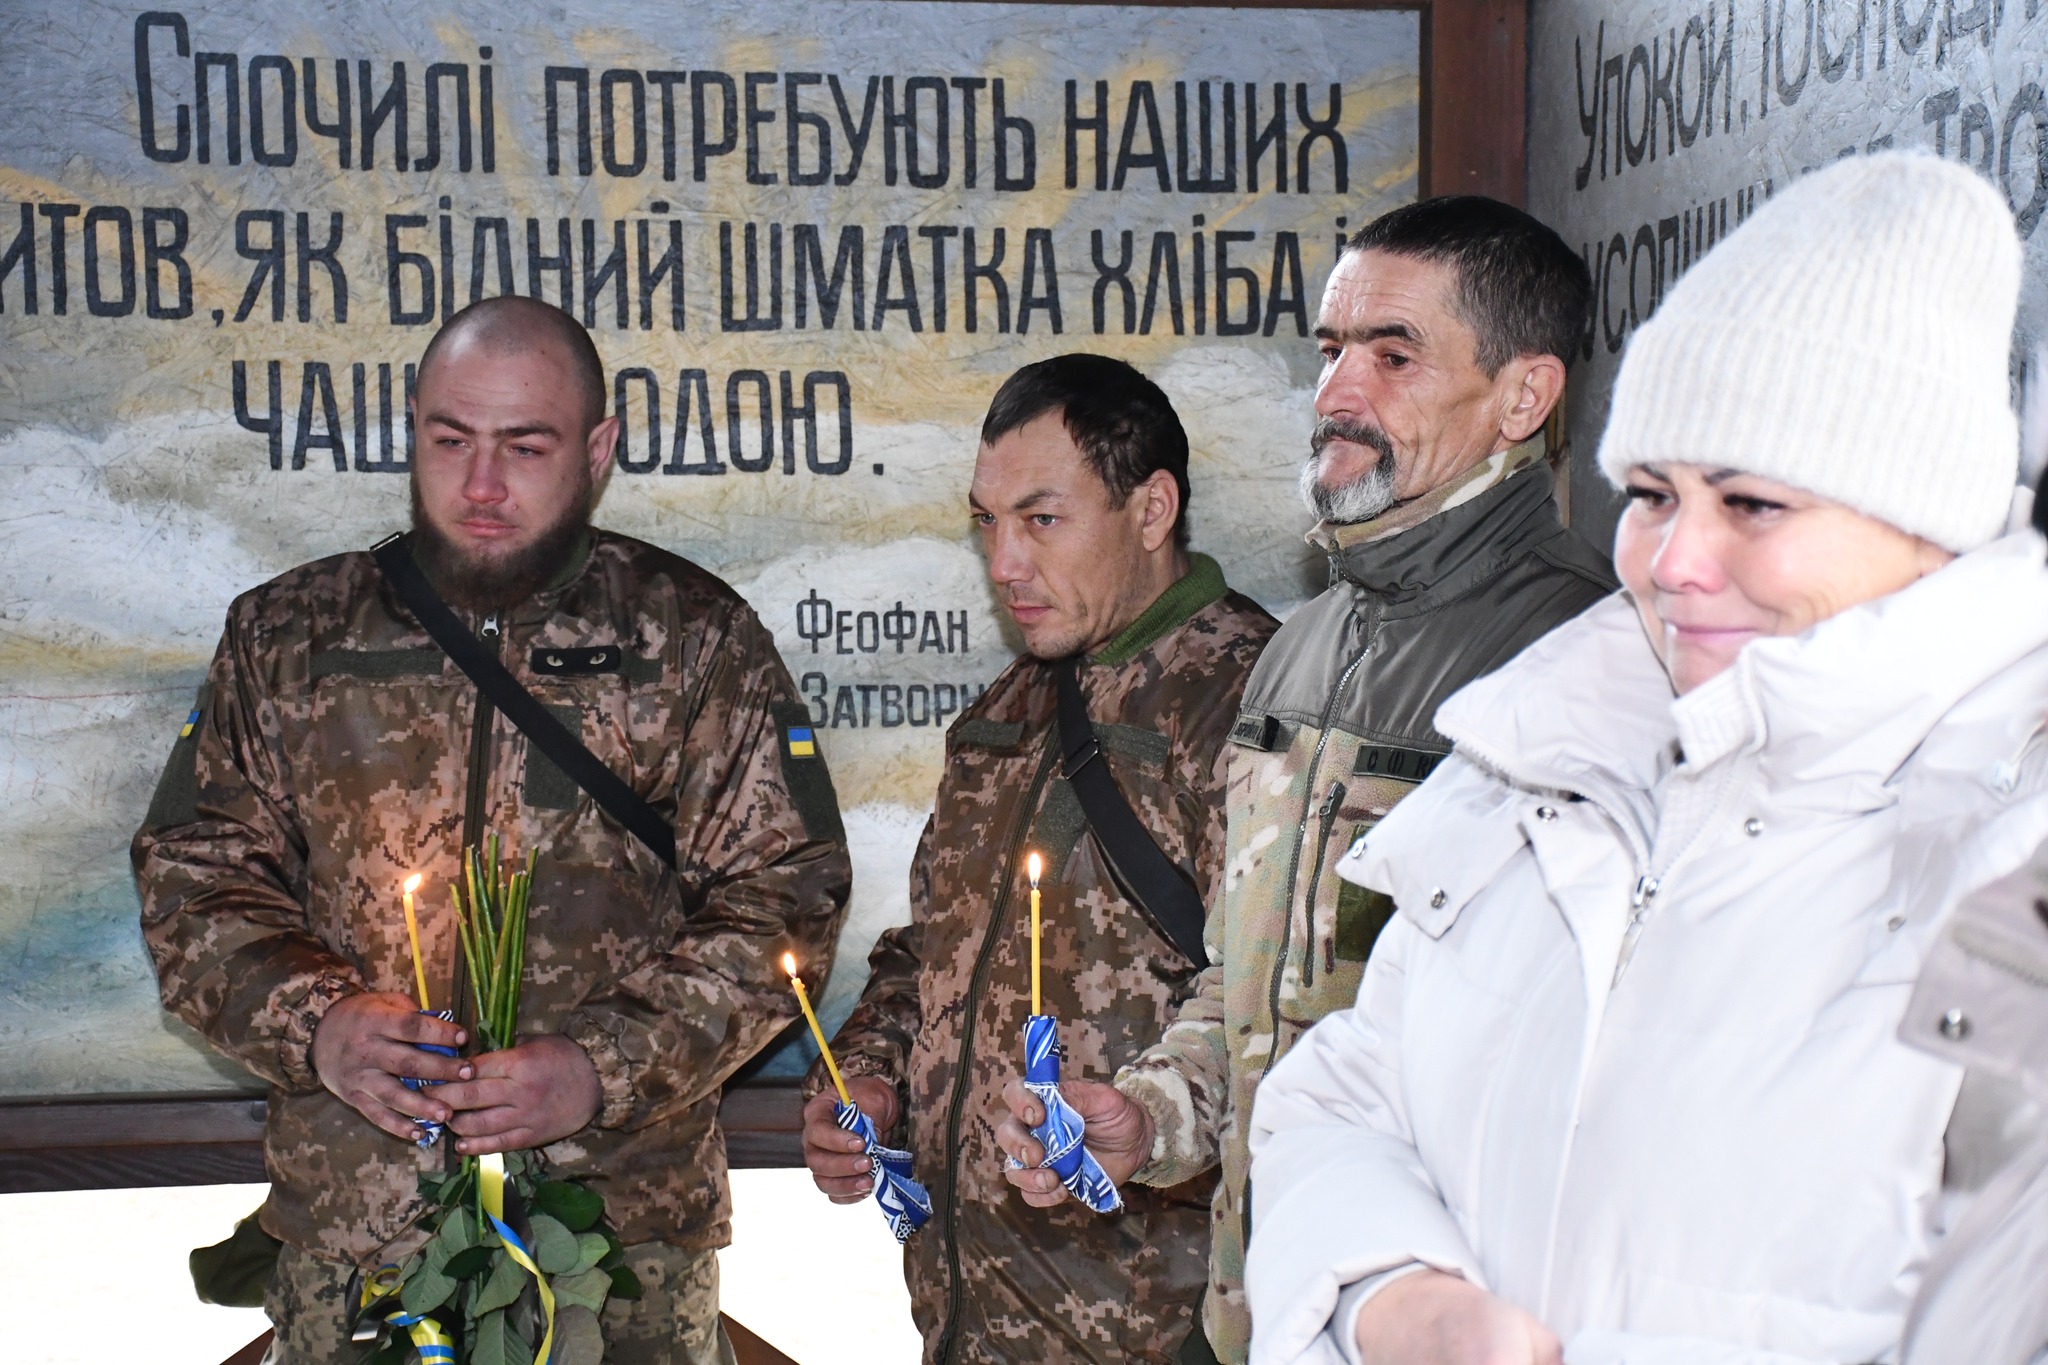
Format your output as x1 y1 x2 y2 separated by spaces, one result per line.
1011 1013 1123 1213
834 1101 932 1242
400 1009 458 1148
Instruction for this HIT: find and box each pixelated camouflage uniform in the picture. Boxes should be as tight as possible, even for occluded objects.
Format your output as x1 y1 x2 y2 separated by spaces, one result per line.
1114 444 1614 1363
133 529 850 1348
813 555 1277 1365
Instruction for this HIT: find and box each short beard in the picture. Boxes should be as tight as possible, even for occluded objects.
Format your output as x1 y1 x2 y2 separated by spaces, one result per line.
409 474 593 613
1298 418 1399 525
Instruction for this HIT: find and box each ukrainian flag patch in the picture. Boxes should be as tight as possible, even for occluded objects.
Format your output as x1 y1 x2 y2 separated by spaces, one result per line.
179 708 201 738
785 725 817 758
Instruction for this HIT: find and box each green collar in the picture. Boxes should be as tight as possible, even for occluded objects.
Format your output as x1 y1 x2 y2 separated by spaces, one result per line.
1089 553 1228 667
543 530 593 593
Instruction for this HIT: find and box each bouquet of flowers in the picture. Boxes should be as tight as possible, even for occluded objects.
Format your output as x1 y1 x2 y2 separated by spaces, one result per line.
356 839 641 1365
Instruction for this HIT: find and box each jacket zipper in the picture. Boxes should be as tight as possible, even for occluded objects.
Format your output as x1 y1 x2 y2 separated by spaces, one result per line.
1297 780 1348 989
1262 607 1378 1078
935 733 1061 1365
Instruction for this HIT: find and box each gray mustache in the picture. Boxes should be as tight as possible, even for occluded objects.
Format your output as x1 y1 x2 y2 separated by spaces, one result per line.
1309 417 1395 462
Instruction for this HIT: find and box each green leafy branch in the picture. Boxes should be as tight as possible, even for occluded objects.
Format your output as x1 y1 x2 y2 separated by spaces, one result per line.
356 840 638 1365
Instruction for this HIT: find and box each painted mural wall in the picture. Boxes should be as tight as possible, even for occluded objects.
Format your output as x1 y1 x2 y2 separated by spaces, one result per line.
0 0 1418 1094
1528 0 2047 546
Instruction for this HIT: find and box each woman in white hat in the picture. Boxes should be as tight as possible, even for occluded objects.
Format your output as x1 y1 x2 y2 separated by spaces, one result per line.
1242 152 2048 1365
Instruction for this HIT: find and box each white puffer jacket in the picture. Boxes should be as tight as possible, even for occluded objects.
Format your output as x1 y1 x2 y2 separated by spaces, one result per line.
1245 532 2048 1365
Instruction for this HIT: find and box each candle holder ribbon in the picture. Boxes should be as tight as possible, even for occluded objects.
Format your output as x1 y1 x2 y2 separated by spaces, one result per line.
1008 1013 1123 1214
833 1101 932 1243
401 1008 459 1149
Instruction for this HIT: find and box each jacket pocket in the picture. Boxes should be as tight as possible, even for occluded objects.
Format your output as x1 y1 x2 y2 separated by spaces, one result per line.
522 701 586 810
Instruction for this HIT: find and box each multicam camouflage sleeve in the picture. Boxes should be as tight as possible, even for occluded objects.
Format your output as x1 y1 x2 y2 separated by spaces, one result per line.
1113 743 1233 1187
800 817 934 1132
561 604 853 1132
134 603 367 1094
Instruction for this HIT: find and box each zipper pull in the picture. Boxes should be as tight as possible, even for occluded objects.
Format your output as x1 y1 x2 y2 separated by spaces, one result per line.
1318 780 1347 819
1613 875 1661 988
481 613 501 639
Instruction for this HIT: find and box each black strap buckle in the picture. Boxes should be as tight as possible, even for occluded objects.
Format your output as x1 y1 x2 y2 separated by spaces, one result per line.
1061 733 1103 780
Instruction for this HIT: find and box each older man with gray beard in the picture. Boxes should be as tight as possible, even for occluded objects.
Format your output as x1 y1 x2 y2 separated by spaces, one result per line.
995 196 1614 1365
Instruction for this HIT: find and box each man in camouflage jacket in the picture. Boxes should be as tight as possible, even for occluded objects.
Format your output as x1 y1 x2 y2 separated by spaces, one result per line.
135 298 850 1364
995 199 1615 1363
801 355 1277 1364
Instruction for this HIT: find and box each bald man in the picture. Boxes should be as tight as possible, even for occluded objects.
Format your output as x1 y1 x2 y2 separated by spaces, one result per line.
135 297 850 1364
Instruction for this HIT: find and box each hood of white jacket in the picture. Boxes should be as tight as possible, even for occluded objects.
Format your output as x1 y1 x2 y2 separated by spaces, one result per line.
1413 531 2048 853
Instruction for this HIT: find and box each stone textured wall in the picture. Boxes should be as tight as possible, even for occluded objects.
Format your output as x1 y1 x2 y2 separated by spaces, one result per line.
0 0 1417 1094
1528 0 2046 547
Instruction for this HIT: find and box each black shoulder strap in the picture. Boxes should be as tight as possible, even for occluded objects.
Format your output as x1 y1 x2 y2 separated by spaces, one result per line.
1055 656 1210 970
372 534 677 871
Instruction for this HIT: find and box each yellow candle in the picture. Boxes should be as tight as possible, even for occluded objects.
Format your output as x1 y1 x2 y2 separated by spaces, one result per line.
401 873 430 1010
784 953 851 1105
1027 851 1043 1015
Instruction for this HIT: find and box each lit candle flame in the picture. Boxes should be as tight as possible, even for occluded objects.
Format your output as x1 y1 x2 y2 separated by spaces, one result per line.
1026 852 1042 888
403 873 423 894
782 951 849 1104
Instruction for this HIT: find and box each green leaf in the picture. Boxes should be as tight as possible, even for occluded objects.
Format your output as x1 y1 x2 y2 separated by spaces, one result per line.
471 1249 527 1316
607 1263 644 1301
436 1168 474 1207
532 1181 606 1233
470 1308 534 1365
399 1260 457 1316
527 1213 581 1275
550 1266 612 1313
571 1231 609 1274
443 1245 495 1281
435 1208 479 1256
551 1305 605 1365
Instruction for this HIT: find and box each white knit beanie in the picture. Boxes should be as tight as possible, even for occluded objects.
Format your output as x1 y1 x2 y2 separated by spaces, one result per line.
1597 151 2021 552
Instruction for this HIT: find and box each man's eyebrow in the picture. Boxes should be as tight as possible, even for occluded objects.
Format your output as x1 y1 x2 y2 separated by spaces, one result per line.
1011 488 1066 512
1313 321 1425 346
421 413 564 441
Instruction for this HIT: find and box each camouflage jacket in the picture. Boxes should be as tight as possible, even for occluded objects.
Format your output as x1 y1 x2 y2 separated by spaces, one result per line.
1114 443 1614 1363
815 555 1277 1365
134 529 851 1264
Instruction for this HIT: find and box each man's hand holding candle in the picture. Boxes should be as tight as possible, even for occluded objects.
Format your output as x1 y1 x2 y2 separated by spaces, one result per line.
802 1076 902 1202
311 992 472 1142
996 1076 1153 1207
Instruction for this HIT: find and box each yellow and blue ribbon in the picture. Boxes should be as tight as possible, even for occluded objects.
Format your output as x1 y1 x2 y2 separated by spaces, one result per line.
479 1153 558 1365
359 1265 456 1363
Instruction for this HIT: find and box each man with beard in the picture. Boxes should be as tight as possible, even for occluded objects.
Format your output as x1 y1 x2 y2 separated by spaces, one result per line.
134 296 850 1364
992 198 1613 1364
799 355 1278 1364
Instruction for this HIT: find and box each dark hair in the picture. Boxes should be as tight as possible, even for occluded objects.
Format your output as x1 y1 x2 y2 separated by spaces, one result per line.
980 354 1191 548
1346 197 1590 376
417 295 608 429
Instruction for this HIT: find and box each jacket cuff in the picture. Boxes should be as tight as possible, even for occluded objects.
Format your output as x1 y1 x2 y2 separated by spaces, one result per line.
1115 1069 1204 1187
562 1015 636 1130
279 973 367 1093
807 1053 905 1136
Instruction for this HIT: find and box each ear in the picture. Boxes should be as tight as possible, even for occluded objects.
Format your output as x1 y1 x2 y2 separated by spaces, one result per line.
585 415 621 483
1497 354 1568 445
1133 468 1182 555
